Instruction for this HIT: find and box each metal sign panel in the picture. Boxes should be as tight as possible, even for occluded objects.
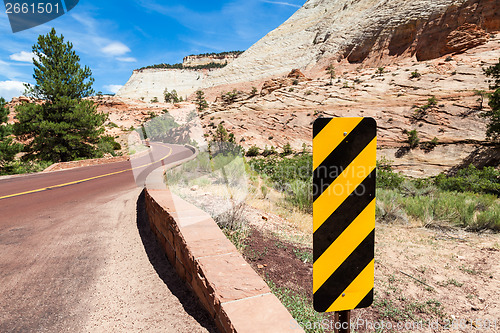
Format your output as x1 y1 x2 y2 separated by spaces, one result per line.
313 117 376 313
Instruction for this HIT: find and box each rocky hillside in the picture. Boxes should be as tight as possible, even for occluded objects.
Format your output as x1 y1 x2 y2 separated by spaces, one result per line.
106 0 500 176
199 36 500 177
202 0 499 88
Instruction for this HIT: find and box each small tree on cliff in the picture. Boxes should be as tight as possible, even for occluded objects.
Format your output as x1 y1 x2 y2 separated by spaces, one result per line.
484 58 500 143
14 28 107 162
194 90 208 112
326 64 336 85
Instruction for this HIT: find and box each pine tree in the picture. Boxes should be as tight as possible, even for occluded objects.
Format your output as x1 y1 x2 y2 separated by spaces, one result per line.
0 98 23 173
14 28 107 162
194 90 208 112
326 64 336 85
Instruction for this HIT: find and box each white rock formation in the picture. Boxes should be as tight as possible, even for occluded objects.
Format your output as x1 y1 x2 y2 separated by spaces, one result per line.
116 69 206 101
202 0 497 87
118 0 498 99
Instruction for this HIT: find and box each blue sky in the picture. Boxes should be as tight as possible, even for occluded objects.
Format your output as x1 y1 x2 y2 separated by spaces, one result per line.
0 0 304 100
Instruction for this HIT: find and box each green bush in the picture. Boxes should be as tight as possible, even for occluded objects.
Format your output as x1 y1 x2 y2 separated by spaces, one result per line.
250 154 312 212
434 165 500 196
245 145 260 157
0 160 52 176
261 145 276 157
474 206 500 231
286 178 313 213
405 129 420 148
410 70 421 79
282 142 293 156
97 135 121 156
401 191 497 228
377 158 405 189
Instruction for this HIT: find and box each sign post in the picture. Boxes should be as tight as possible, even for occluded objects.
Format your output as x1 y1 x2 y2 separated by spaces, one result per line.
312 117 377 329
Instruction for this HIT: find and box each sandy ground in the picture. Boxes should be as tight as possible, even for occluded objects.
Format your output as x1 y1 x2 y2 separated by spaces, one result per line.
81 189 218 332
182 181 500 332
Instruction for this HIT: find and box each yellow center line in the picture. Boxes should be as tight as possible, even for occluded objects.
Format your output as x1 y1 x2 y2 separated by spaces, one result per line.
0 143 173 200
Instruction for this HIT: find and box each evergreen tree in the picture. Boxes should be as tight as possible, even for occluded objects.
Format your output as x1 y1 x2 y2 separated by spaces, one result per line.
0 98 23 172
194 90 208 112
484 58 500 143
14 28 107 162
326 64 336 85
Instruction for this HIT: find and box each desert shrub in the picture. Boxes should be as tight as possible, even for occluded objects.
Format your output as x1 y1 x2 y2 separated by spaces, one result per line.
474 205 500 231
286 178 313 213
405 129 420 148
420 137 439 152
221 89 239 103
261 145 276 157
376 189 408 224
97 135 121 156
282 142 293 156
261 185 269 199
400 191 497 228
377 158 405 189
250 154 313 212
434 165 500 196
410 70 421 79
250 154 312 189
245 145 260 157
0 160 52 176
164 88 180 103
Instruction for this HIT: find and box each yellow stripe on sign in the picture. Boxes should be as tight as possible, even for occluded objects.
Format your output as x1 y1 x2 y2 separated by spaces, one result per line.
313 138 376 232
313 117 362 170
313 199 375 293
326 260 374 312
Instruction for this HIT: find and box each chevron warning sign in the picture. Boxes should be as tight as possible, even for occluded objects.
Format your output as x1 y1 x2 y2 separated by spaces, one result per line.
313 117 376 313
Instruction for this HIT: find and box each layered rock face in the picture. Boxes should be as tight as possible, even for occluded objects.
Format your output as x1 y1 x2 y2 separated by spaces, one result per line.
117 0 498 98
202 0 499 87
183 53 240 67
116 69 206 102
116 53 242 100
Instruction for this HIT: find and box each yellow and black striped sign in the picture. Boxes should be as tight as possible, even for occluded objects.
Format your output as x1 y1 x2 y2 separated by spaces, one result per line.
313 117 376 313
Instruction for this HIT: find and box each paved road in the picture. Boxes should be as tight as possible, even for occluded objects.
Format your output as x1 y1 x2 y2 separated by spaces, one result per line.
0 143 218 332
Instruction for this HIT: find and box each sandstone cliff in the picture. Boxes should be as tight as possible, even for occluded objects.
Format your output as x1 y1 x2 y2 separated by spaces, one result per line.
116 52 243 101
117 0 499 99
202 0 499 88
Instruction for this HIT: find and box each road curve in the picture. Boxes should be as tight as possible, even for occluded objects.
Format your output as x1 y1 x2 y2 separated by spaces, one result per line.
0 143 218 332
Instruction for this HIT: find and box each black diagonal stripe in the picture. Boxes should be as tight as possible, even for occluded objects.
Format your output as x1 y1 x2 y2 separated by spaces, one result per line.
356 288 373 309
313 117 376 201
313 118 332 138
313 168 375 261
313 230 374 313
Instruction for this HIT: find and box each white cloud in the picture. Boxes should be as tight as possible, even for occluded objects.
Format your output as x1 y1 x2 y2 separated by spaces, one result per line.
0 81 27 101
0 60 22 80
9 51 36 63
104 84 123 94
101 42 131 56
117 57 137 63
261 0 301 8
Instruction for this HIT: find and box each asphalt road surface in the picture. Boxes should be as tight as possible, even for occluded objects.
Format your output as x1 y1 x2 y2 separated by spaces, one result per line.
0 143 218 332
